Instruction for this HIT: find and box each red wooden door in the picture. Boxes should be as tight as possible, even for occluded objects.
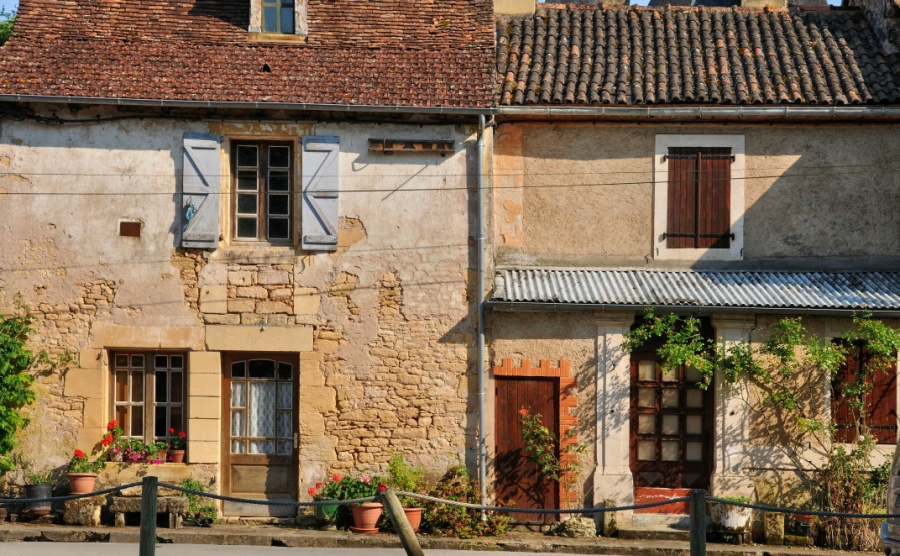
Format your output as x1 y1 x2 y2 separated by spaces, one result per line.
495 377 559 523
630 354 713 490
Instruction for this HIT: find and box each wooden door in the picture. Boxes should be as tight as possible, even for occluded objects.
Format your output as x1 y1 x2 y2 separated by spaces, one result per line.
222 353 298 517
495 377 559 523
630 355 713 491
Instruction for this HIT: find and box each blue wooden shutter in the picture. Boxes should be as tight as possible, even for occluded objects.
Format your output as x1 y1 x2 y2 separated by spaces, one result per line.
301 136 339 251
181 133 222 248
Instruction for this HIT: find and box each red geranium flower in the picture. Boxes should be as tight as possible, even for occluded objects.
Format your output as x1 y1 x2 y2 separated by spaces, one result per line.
519 408 528 416
315 482 323 489
107 420 118 431
377 484 387 493
101 433 114 447
168 427 175 434
308 487 317 497
332 474 342 482
178 431 186 439
74 449 86 459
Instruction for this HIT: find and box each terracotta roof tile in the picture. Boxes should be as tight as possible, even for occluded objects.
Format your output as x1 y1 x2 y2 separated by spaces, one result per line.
497 5 900 106
0 0 495 108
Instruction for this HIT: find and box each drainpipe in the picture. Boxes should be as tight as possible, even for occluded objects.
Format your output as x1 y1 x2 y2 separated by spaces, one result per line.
476 114 487 516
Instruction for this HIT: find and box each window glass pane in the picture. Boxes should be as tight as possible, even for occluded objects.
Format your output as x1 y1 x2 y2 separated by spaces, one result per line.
662 414 679 434
638 388 655 408
249 360 276 379
115 371 128 402
685 366 702 383
686 389 703 408
263 7 277 32
277 382 292 409
132 372 144 402
131 355 144 368
232 361 246 378
250 440 276 454
170 406 183 435
237 170 257 191
237 217 257 238
156 370 168 403
155 406 167 438
115 354 129 367
661 389 678 408
154 355 168 369
232 382 245 407
269 147 289 168
277 363 292 380
249 382 276 437
661 440 679 461
268 218 289 240
131 411 143 439
231 410 245 437
116 406 128 434
269 194 289 215
637 441 657 461
269 171 289 191
171 355 183 369
171 372 183 403
638 361 655 382
661 365 678 383
277 411 291 438
638 414 655 434
238 194 257 214
277 440 291 455
237 146 258 167
280 7 294 33
686 441 703 461
231 440 245 454
686 415 703 435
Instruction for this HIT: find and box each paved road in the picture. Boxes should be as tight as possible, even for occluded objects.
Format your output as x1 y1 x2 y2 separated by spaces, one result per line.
0 544 612 556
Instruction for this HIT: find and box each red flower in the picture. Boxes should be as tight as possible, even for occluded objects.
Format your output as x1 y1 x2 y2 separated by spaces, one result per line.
332 474 342 482
377 484 387 493
74 449 86 459
178 431 186 439
107 420 117 431
315 482 323 489
168 427 175 434
308 487 317 497
519 408 528 416
101 433 113 447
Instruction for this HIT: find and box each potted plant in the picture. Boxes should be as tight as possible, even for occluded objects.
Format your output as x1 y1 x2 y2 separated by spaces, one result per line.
145 440 169 465
22 461 53 516
67 449 104 494
121 439 147 463
346 476 387 533
308 474 343 525
100 420 124 461
167 428 186 463
709 496 753 532
386 453 425 532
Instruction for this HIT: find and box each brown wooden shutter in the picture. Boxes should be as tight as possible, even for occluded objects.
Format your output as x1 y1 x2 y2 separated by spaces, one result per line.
666 146 731 249
832 345 898 444
832 348 859 444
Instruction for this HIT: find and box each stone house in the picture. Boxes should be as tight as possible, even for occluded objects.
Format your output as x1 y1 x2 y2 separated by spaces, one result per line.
0 0 494 516
487 0 900 524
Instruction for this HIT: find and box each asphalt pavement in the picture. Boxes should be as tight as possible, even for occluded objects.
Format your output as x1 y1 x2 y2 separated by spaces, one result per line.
0 544 609 556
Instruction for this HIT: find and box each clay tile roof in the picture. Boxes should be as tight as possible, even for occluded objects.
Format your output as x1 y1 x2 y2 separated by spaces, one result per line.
0 0 495 109
496 5 900 106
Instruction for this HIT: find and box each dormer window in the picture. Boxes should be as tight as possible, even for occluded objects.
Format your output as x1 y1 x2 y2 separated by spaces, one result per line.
249 0 307 36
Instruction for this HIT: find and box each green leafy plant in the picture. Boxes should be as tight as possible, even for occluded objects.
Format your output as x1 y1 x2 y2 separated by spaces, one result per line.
307 474 386 528
67 449 104 474
19 456 54 485
420 466 509 539
179 477 218 523
519 409 586 510
0 302 40 476
386 453 424 507
0 8 14 46
167 428 187 450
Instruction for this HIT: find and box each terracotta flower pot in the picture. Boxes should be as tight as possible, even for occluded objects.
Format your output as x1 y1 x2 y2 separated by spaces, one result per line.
351 502 383 532
403 507 423 533
67 473 98 494
169 449 186 463
108 450 123 462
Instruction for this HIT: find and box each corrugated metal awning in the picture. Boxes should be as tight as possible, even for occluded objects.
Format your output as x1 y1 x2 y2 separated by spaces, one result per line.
491 268 900 312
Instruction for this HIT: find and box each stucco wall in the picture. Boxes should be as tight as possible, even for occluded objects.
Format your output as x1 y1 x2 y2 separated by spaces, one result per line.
0 107 477 496
494 123 900 269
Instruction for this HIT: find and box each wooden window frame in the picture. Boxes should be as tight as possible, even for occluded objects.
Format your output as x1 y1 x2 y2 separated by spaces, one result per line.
832 342 898 445
653 135 744 261
248 0 308 36
231 141 295 245
111 350 187 444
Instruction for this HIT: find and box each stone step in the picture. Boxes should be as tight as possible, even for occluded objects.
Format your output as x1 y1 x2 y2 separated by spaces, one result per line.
632 512 692 529
617 525 691 542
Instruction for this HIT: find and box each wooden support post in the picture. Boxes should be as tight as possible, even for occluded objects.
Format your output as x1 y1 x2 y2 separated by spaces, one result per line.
690 489 707 556
381 488 424 556
139 475 158 556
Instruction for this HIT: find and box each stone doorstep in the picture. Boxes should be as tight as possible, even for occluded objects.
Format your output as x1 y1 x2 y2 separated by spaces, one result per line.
108 495 189 529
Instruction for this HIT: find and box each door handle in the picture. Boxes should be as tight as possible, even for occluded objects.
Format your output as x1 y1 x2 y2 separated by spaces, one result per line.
293 433 298 449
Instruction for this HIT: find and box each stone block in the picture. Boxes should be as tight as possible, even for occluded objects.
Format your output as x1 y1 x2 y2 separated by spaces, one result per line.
64 367 104 398
189 372 220 397
82 397 106 428
200 285 228 314
300 386 337 413
203 314 241 325
188 418 219 442
188 351 221 374
188 396 220 419
227 299 256 314
110 496 187 529
764 512 784 546
596 500 618 537
554 516 596 538
186 440 218 464
270 288 292 301
206 325 312 352
157 327 205 349
300 359 325 387
258 301 291 314
77 349 103 370
236 286 268 299
63 495 106 526
294 288 320 315
258 270 290 285
228 271 253 286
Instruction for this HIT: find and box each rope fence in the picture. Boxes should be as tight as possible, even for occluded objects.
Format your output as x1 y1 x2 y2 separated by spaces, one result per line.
3 480 900 556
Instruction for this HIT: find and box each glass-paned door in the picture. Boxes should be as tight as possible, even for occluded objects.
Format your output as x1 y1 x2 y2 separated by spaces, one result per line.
222 353 298 517
630 355 713 490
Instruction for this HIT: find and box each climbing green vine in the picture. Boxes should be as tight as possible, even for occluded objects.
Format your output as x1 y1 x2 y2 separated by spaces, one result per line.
0 301 39 476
